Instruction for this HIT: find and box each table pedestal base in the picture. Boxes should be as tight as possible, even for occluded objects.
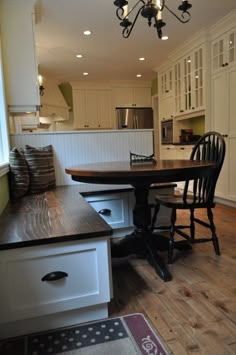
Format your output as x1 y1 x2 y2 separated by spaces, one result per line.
111 232 192 281
111 232 172 281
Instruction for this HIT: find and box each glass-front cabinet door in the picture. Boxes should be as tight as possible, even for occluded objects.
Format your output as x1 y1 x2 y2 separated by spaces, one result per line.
160 68 173 97
174 62 182 114
193 47 204 110
212 29 236 73
174 45 204 116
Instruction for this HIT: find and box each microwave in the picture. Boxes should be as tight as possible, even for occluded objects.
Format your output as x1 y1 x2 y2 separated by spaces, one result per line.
161 119 173 144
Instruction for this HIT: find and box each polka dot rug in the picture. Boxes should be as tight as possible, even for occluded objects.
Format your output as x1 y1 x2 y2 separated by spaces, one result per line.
0 313 170 355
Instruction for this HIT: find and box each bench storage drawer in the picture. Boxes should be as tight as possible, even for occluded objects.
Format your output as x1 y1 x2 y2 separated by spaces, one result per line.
84 193 130 229
0 239 111 323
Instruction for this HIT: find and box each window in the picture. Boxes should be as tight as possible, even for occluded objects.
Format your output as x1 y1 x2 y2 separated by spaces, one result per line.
0 36 10 177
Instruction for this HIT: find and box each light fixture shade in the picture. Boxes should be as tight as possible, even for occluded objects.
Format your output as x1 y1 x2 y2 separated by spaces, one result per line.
114 0 192 39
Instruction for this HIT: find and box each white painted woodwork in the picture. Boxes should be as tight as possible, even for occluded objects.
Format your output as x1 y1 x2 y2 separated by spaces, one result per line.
211 64 236 201
113 86 152 107
210 12 236 201
73 89 112 129
10 130 154 186
0 0 39 112
84 192 130 229
0 239 112 325
160 145 193 160
174 45 205 117
159 67 173 98
212 28 236 75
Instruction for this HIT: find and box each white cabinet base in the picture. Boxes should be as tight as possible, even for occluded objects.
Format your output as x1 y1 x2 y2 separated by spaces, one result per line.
0 238 112 339
0 303 108 340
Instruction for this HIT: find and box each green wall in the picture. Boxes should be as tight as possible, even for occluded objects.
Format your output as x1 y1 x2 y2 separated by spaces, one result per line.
191 116 205 135
0 174 9 215
151 77 158 96
59 82 73 111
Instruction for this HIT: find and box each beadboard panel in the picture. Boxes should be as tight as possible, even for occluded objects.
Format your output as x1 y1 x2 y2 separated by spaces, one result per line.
11 130 154 186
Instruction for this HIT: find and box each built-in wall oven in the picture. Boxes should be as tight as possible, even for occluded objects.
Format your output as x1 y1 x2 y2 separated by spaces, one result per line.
161 119 173 144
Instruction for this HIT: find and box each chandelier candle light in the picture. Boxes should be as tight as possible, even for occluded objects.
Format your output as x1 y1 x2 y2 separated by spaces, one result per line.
113 0 192 39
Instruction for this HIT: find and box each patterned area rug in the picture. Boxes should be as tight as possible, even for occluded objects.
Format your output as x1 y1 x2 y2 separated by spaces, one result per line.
0 313 170 355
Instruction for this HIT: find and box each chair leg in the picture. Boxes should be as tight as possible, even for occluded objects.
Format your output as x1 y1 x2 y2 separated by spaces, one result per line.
207 207 220 256
190 208 195 241
151 203 160 230
168 208 176 264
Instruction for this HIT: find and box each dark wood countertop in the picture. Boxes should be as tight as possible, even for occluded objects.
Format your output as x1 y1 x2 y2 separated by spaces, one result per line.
0 186 112 250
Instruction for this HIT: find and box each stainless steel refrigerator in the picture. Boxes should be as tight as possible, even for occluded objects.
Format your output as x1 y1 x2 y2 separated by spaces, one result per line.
116 107 153 129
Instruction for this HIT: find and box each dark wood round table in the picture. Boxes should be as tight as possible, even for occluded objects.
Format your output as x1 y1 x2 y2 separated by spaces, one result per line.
66 160 215 282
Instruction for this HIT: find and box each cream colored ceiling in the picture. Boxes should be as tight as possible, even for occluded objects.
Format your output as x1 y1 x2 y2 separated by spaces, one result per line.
35 0 236 82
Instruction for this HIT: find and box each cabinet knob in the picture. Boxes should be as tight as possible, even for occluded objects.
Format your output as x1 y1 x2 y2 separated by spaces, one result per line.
222 134 228 138
180 110 184 113
42 271 68 282
98 208 111 216
192 107 195 110
180 147 185 150
225 62 228 66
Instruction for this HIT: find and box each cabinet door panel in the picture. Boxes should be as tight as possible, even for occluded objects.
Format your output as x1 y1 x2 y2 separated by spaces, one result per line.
73 90 87 129
160 146 176 159
85 90 98 128
113 87 133 107
133 87 151 107
97 90 112 128
211 73 228 133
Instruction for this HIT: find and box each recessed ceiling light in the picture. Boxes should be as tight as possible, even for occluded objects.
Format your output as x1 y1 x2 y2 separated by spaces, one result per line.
136 74 142 78
83 72 88 76
139 57 145 61
76 54 83 58
161 36 168 41
83 30 92 36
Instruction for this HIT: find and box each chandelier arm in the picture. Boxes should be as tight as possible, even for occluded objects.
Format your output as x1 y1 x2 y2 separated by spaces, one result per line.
116 0 145 21
122 5 145 38
163 4 191 23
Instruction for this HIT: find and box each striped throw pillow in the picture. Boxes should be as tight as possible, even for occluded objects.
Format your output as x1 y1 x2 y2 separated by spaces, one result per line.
23 145 56 194
9 147 30 198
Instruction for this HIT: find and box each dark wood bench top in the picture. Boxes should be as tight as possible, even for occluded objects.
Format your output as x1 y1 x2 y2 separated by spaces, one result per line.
0 186 112 250
77 182 177 196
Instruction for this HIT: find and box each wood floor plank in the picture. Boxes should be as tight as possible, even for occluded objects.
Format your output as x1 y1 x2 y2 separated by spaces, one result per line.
109 203 236 354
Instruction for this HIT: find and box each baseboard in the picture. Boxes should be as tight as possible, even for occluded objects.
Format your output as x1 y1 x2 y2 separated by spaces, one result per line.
0 303 108 340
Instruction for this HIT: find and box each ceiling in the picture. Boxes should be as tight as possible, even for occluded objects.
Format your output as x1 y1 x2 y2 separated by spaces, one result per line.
35 0 236 82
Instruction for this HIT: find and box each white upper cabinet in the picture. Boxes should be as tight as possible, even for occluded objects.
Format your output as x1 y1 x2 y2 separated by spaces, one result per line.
73 89 112 129
0 0 39 112
113 86 152 107
174 45 205 117
212 28 236 74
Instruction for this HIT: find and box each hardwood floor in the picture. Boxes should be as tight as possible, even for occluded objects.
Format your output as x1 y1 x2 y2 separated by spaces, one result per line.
109 203 236 354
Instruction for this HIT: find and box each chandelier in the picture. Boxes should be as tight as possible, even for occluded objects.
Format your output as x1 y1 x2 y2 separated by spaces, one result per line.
113 0 192 39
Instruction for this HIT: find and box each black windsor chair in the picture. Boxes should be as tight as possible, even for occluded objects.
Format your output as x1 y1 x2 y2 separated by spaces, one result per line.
151 131 226 264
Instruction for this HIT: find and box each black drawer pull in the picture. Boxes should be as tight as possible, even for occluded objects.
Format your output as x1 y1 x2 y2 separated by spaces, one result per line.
42 271 68 282
98 208 111 216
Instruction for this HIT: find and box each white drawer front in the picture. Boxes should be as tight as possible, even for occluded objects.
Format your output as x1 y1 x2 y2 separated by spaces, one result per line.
0 239 111 322
85 193 130 229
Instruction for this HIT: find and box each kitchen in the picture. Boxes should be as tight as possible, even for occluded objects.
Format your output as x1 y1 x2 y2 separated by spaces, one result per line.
0 1 236 353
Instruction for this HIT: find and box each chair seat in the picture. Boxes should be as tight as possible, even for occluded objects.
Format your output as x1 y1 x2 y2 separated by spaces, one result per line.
155 192 215 209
